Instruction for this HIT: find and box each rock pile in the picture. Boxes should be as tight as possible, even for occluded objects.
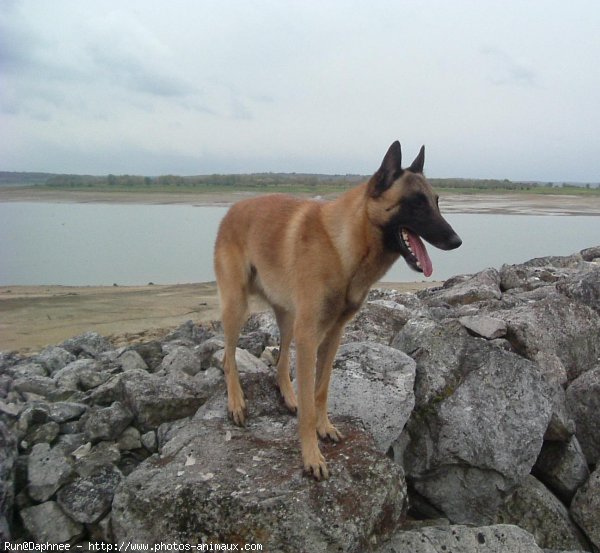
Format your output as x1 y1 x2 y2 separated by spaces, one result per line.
1 246 600 552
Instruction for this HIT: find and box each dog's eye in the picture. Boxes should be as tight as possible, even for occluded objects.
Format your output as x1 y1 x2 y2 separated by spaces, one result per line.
410 193 428 208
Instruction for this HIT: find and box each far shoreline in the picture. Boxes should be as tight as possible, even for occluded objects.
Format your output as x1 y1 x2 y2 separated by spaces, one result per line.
1 186 600 216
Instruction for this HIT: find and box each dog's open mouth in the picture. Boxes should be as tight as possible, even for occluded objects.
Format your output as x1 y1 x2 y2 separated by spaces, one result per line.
400 228 433 277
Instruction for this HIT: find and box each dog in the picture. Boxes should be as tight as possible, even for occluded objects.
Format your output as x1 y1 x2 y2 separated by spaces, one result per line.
214 141 462 480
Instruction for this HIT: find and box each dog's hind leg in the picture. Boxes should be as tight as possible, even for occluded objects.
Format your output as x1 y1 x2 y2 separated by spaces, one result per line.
273 306 297 414
315 322 346 442
216 255 249 426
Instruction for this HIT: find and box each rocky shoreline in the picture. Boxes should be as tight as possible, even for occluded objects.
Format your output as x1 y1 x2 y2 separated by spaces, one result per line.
1 247 600 551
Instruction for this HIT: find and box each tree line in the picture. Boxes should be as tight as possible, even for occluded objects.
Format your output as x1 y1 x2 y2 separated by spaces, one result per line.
40 172 599 192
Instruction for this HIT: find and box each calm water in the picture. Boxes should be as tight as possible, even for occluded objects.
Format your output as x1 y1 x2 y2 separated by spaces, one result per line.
0 202 598 286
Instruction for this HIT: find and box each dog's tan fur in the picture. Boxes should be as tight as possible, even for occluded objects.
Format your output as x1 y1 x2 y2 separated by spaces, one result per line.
214 141 461 479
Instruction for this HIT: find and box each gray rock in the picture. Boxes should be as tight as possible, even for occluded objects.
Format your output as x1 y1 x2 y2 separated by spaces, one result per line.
119 369 222 432
497 294 600 383
499 256 585 292
159 345 202 376
557 266 600 314
16 403 50 438
89 513 114 543
566 366 600 464
53 433 87 455
571 467 600 550
237 330 269 357
580 245 600 261
54 359 109 391
241 311 279 344
0 399 20 417
418 268 502 306
57 465 122 524
117 426 142 451
344 299 415 345
165 320 212 345
127 341 164 372
378 524 545 553
11 375 57 397
83 402 133 443
212 347 270 375
543 384 577 443
20 501 84 543
115 349 149 372
74 441 121 478
7 362 47 379
495 475 589 551
0 351 23 371
112 377 407 551
195 337 226 368
398 347 552 524
1 421 17 541
47 401 88 423
523 253 585 269
24 421 60 447
61 331 113 357
329 342 416 452
141 431 157 452
534 437 590 503
391 317 471 407
34 346 76 376
459 314 507 339
28 442 73 502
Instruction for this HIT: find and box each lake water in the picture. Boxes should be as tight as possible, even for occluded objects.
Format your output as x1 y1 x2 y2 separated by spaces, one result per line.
0 202 598 286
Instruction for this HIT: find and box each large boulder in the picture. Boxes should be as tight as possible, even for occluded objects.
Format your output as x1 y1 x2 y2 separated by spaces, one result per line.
496 293 600 384
391 317 472 407
112 374 407 551
494 475 589 551
20 501 84 543
329 342 416 452
394 346 553 524
417 268 502 306
27 442 73 502
533 437 590 504
571 467 600 551
343 297 417 345
557 266 600 314
566 366 600 464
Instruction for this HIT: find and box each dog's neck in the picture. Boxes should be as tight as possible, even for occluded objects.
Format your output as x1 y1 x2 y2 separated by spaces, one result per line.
321 184 400 300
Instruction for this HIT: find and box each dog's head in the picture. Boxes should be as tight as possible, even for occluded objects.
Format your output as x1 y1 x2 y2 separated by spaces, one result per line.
367 141 462 277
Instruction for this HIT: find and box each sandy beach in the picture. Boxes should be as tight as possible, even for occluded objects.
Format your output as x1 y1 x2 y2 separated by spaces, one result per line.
0 281 440 353
2 187 599 353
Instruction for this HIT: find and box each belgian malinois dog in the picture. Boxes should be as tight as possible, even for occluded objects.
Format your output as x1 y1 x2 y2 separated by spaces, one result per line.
214 141 461 479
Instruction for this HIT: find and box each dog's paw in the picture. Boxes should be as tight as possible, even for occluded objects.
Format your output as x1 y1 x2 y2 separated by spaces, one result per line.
277 379 298 415
302 447 329 481
227 395 247 426
282 392 298 415
317 420 345 442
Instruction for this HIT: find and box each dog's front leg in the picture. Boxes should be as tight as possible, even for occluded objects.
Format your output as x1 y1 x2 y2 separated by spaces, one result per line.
315 322 346 442
295 323 328 480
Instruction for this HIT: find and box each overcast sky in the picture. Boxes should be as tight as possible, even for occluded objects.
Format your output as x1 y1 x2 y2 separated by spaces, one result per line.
2 1 599 181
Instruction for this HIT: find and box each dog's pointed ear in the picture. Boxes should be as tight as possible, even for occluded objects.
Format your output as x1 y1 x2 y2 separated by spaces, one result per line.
408 145 425 174
368 141 403 197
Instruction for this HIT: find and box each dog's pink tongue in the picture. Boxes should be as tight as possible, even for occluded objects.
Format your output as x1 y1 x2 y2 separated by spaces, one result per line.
407 231 433 277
